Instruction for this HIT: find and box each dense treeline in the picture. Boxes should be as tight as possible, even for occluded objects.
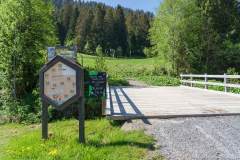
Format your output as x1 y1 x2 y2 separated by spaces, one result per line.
54 0 153 57
150 0 240 74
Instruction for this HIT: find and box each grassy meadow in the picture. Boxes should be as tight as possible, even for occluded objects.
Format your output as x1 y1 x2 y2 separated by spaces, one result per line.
0 119 156 160
78 54 180 86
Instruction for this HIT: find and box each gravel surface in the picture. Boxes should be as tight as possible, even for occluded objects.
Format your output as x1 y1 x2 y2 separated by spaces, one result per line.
127 79 149 87
122 116 240 160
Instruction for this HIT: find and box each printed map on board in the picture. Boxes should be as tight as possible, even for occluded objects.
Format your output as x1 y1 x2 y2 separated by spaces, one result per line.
44 62 76 106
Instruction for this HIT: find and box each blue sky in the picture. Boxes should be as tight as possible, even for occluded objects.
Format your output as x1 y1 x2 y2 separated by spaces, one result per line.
84 0 162 13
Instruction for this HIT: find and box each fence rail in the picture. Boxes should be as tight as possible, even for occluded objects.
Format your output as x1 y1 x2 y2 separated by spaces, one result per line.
180 74 240 92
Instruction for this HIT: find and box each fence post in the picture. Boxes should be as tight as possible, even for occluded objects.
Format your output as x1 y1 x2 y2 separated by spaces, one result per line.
204 73 208 89
224 73 227 92
190 74 193 87
180 74 183 85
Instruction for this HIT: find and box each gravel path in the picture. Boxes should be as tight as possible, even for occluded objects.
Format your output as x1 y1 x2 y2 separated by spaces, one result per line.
127 79 149 87
122 116 240 160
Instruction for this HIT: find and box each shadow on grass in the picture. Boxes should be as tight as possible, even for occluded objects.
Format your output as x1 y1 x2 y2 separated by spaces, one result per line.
86 140 155 150
109 120 126 127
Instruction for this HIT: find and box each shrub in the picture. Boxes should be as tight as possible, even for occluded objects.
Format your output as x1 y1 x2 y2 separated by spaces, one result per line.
95 45 107 71
143 47 157 58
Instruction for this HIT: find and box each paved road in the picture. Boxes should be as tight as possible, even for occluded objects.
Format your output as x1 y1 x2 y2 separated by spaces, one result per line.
122 116 240 160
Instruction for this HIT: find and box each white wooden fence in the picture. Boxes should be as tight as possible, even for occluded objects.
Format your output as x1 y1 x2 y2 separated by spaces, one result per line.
180 74 240 92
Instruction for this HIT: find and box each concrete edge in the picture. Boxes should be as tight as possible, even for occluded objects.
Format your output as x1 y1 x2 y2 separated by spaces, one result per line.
106 113 240 120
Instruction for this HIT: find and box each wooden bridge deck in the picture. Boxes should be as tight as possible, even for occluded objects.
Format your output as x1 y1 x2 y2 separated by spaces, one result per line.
105 86 240 120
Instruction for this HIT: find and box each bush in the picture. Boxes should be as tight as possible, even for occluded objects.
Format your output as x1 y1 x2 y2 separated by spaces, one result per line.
144 47 157 58
95 45 107 71
137 76 180 86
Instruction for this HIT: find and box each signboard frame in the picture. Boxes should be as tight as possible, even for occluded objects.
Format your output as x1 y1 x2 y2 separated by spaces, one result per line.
40 55 84 111
84 71 107 98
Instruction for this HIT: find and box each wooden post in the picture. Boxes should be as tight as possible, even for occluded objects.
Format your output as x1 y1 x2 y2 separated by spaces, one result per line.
102 99 106 115
42 102 48 140
204 73 208 89
81 55 84 67
224 73 227 92
79 97 85 144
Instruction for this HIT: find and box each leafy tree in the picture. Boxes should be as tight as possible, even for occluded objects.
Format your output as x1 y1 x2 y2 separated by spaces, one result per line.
0 0 56 121
150 0 240 74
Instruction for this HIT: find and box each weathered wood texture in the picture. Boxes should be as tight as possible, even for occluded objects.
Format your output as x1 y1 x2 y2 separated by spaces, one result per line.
105 86 240 120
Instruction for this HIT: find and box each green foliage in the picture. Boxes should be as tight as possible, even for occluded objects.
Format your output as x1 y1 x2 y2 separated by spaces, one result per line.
79 54 180 86
150 0 240 75
84 41 93 54
144 47 157 58
95 45 107 71
1 119 154 160
0 0 57 123
137 76 180 86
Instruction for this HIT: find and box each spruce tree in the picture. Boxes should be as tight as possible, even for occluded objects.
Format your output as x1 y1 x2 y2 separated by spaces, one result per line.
114 5 128 56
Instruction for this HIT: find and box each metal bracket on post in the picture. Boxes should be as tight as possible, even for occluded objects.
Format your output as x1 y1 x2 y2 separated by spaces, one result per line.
42 101 48 140
204 73 208 89
224 73 227 92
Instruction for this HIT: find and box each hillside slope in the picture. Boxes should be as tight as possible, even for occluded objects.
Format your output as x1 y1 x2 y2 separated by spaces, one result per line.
78 54 180 86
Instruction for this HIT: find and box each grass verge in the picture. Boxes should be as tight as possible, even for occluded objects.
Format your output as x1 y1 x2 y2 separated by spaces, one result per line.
0 119 155 160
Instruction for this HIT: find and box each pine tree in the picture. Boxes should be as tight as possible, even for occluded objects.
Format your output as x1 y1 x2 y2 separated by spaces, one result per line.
114 5 128 56
91 4 106 51
75 8 94 52
66 5 79 46
104 8 115 55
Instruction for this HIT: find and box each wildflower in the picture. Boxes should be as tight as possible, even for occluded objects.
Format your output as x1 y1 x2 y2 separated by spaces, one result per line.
48 149 58 156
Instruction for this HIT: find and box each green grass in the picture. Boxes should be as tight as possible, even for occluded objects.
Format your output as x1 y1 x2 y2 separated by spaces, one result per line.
0 119 156 160
189 79 240 94
78 54 180 86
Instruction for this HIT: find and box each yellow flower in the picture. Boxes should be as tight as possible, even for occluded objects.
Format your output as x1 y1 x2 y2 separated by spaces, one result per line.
48 149 58 156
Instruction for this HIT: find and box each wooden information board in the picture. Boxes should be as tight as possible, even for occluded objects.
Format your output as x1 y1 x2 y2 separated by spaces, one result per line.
40 55 85 143
40 55 83 109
